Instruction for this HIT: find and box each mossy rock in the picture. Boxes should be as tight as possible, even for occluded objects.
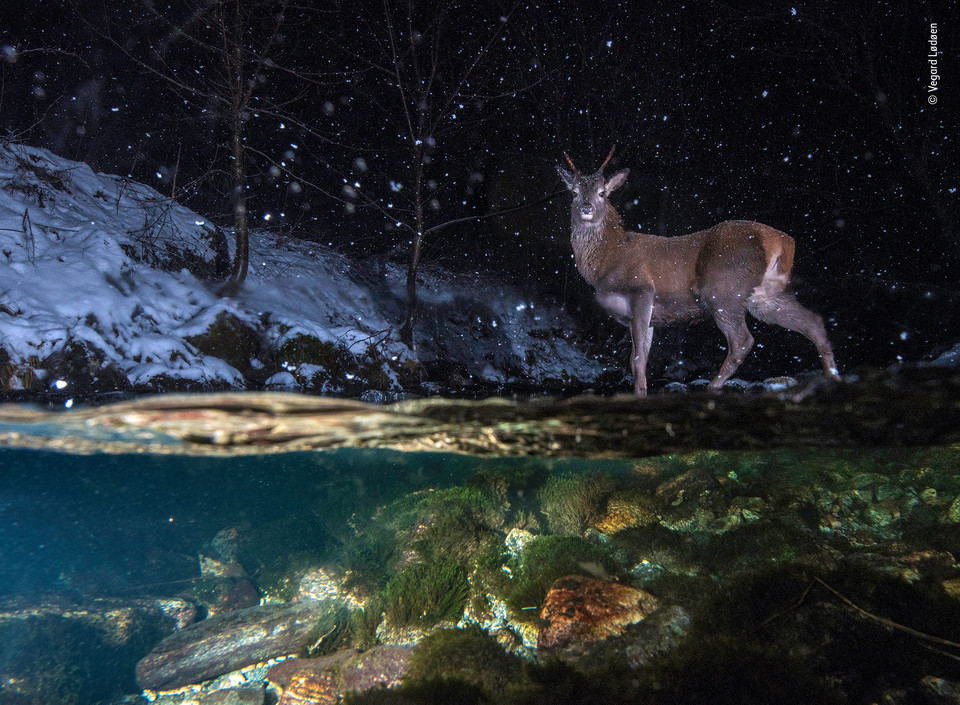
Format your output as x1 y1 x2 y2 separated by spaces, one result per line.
186 311 260 375
406 627 522 696
41 340 131 395
409 486 507 567
538 472 617 536
0 611 167 705
338 524 399 591
279 334 344 370
384 560 469 629
505 535 620 621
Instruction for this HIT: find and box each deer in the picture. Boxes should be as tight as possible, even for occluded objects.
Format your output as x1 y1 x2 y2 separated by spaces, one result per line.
557 148 840 397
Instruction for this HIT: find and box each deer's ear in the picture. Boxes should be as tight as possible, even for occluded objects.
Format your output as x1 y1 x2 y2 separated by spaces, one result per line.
556 165 576 190
604 169 629 193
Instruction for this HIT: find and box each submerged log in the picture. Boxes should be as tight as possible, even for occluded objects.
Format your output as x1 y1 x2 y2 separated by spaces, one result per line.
136 601 329 691
1 366 958 459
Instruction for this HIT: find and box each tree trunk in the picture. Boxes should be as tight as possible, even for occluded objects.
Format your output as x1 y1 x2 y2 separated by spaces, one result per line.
217 29 249 298
399 152 425 349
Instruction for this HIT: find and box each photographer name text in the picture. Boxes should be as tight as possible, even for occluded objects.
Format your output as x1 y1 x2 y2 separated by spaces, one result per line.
928 23 940 104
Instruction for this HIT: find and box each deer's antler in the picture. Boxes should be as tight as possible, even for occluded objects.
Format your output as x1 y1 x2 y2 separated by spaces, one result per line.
600 146 615 170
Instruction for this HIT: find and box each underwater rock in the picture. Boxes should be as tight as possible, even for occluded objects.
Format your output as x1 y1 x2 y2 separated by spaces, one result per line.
843 545 956 583
0 595 195 642
594 495 658 534
654 467 729 532
267 646 413 702
504 527 536 558
196 553 259 615
194 576 260 616
943 495 960 524
278 671 339 705
296 567 365 609
201 554 248 578
198 684 266 705
584 604 692 671
0 596 192 703
920 675 960 704
537 575 659 658
942 578 960 601
459 592 538 655
136 601 334 691
266 649 360 686
375 619 458 647
211 527 243 563
337 645 413 693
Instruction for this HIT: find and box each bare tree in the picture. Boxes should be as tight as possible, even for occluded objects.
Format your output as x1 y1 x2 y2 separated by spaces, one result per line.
84 0 291 296
326 0 523 348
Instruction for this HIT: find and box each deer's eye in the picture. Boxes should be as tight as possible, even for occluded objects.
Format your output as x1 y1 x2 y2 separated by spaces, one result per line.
598 189 607 198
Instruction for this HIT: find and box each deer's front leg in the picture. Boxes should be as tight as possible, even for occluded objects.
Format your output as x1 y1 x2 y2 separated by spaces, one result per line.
629 289 655 397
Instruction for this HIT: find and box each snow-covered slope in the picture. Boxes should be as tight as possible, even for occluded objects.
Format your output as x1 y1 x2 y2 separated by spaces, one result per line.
0 143 603 399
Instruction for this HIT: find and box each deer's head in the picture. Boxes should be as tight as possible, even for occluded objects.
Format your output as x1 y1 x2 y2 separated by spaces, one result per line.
556 148 629 225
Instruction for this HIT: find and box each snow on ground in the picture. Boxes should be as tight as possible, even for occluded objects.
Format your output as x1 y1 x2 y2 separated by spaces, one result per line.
0 143 603 397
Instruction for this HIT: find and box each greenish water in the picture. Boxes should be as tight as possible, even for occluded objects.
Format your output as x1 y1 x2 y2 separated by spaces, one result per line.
3 436 960 704
0 447 627 599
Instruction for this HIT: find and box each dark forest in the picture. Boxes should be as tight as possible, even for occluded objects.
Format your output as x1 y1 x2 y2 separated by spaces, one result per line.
2 0 957 375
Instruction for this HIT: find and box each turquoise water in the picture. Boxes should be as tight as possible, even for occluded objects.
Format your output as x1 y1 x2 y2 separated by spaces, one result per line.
2 429 960 704
0 447 626 599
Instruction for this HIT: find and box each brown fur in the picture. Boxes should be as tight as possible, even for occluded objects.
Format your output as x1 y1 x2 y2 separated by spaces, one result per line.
557 158 839 396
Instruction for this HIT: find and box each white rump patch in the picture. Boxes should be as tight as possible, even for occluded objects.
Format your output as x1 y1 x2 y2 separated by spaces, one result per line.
749 255 789 305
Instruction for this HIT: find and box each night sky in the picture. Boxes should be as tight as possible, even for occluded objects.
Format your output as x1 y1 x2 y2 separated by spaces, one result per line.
1 0 957 371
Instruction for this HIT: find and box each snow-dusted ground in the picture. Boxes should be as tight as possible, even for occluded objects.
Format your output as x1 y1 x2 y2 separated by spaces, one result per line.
0 143 603 399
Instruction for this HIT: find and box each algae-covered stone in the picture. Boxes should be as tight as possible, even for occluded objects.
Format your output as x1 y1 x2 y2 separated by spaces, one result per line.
594 493 659 535
137 601 344 691
537 575 659 658
0 596 189 704
187 312 260 376
267 645 413 702
943 495 960 524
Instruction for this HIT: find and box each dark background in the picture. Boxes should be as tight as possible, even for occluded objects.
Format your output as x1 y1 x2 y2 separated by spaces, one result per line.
1 0 957 380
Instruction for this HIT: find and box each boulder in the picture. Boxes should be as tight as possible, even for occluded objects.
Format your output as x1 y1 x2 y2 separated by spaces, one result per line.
137 601 338 691
537 575 659 658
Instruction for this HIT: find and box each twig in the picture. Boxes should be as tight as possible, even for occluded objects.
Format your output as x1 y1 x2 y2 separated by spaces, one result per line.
814 577 960 651
760 579 814 626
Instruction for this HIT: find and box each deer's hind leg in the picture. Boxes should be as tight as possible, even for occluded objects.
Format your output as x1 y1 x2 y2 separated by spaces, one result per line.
708 305 754 391
748 291 840 379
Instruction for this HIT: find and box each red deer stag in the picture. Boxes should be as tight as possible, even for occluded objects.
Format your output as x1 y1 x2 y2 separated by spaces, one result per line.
557 149 840 397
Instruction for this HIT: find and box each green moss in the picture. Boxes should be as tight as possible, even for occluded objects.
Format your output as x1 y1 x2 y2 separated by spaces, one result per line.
384 559 469 628
186 311 259 373
0 612 166 705
411 486 507 567
279 333 344 371
343 678 485 705
469 540 512 600
630 632 842 705
338 524 399 591
538 472 615 536
407 627 522 696
467 462 550 499
302 601 353 657
505 535 619 621
349 597 386 649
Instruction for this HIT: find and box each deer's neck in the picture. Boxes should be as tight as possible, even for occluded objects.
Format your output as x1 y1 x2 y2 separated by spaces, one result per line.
570 207 627 285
